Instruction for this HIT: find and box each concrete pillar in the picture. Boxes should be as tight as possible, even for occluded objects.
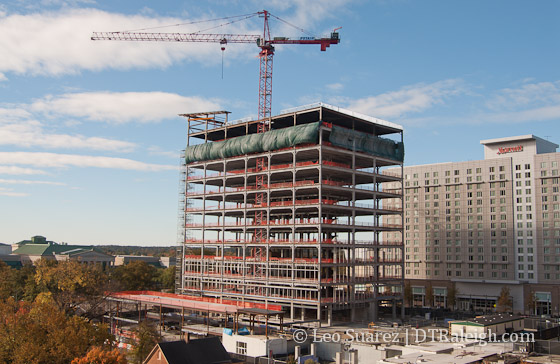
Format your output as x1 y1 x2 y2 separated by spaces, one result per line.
294 346 301 360
301 308 305 321
392 300 397 320
401 300 406 319
350 350 358 364
327 306 333 326
350 307 356 322
368 301 378 322
310 343 316 357
290 302 294 321
335 352 342 364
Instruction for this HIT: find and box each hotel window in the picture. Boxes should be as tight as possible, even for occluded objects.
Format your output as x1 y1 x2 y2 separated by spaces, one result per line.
476 168 481 173
499 166 505 172
525 164 531 170
489 167 495 173
541 162 547 168
516 165 521 170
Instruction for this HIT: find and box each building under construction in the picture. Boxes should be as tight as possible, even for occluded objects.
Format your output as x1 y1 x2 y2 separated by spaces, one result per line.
176 103 405 324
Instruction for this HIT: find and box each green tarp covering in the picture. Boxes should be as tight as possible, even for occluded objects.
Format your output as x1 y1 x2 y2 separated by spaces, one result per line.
329 125 404 162
184 121 404 163
185 121 321 163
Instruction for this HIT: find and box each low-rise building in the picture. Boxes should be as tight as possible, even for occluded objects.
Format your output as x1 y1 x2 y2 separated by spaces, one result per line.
13 236 114 268
143 337 233 364
449 314 524 338
114 255 162 267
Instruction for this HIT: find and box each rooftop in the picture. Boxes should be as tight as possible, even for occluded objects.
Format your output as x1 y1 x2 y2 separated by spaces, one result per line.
452 314 523 327
480 134 558 148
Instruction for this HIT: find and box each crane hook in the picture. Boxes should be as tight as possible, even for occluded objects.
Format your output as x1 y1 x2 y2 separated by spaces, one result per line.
220 38 227 79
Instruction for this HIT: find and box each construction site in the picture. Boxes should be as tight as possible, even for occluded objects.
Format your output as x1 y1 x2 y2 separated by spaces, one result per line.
175 102 405 325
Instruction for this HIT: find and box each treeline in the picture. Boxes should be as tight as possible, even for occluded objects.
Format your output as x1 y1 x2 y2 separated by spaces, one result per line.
96 245 176 257
0 260 174 364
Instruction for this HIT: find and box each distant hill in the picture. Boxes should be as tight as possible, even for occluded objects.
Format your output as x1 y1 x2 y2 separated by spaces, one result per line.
96 245 176 257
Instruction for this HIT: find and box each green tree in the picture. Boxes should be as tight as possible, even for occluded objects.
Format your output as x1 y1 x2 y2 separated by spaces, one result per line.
71 346 128 364
112 261 157 291
130 322 160 364
156 267 176 292
497 287 513 313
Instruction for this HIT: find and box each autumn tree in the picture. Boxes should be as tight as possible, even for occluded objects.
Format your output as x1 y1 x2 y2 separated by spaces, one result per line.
447 283 457 310
403 281 413 307
0 298 114 364
72 346 128 364
0 261 17 299
33 259 114 318
425 283 434 307
130 322 160 364
526 290 537 315
497 287 513 313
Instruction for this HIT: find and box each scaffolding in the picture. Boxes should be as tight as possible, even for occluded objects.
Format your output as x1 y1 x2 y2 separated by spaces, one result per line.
176 104 405 323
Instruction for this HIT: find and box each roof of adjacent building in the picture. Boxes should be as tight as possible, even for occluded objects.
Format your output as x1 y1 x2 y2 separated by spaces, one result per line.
452 314 523 327
12 243 103 256
480 134 558 148
146 337 232 364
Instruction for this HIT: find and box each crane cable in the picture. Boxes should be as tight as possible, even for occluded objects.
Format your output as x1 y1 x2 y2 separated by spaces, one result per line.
119 12 259 33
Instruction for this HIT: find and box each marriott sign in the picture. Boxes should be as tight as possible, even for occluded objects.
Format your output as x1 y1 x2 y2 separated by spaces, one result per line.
497 145 523 155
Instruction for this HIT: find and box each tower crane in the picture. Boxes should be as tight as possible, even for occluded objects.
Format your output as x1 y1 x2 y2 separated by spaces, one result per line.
92 10 340 281
91 10 340 123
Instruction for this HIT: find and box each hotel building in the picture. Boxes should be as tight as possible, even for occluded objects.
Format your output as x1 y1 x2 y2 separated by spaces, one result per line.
384 135 559 315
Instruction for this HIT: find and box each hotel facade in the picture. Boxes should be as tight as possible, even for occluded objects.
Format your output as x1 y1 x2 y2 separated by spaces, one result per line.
384 135 560 315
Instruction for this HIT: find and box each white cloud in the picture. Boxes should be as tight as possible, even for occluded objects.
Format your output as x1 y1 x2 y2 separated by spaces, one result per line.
260 0 352 37
0 152 176 171
484 105 560 124
0 8 257 77
344 79 465 119
30 91 221 124
0 119 136 151
0 166 48 175
0 4 351 78
0 178 65 186
0 187 28 197
326 82 343 91
147 146 181 159
487 81 560 110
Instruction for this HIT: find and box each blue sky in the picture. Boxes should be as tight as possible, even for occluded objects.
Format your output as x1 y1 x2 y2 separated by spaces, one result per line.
0 0 558 245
